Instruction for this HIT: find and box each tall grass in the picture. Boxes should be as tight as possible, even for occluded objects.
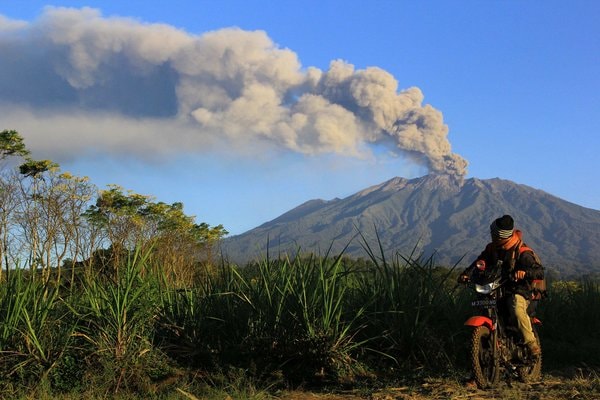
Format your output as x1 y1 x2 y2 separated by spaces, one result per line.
536 278 600 369
75 249 162 393
156 250 370 384
0 267 75 394
350 235 472 374
155 260 245 368
0 241 598 397
231 252 369 382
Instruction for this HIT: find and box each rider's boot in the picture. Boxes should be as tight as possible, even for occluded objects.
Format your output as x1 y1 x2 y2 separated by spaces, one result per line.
526 340 541 357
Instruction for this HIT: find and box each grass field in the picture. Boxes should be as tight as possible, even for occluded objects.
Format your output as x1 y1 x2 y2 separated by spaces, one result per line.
0 246 598 399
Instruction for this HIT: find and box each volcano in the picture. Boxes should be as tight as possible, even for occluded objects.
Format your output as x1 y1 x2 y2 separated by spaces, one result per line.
222 175 600 276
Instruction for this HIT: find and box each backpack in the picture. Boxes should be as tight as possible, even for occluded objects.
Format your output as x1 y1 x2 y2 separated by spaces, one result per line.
518 244 546 300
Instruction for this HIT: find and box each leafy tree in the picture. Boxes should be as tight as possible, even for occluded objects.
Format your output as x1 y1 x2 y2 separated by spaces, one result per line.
15 159 98 288
0 130 99 286
84 187 228 285
0 129 29 161
0 129 228 288
83 185 152 275
18 159 59 178
194 222 228 269
140 202 228 285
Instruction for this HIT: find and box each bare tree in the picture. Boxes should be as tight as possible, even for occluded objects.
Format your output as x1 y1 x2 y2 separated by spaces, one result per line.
0 130 30 280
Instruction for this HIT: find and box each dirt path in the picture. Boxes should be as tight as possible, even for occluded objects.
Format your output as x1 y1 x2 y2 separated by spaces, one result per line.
278 371 600 400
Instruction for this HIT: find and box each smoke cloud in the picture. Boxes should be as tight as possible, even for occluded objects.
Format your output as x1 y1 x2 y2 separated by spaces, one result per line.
0 7 467 176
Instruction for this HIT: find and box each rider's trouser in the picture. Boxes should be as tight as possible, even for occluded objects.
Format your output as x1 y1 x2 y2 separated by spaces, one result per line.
509 294 536 345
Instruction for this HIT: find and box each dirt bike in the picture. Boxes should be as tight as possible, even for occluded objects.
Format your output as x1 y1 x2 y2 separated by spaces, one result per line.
464 269 542 388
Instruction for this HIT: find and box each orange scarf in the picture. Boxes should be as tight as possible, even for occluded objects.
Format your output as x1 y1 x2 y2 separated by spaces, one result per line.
493 229 523 250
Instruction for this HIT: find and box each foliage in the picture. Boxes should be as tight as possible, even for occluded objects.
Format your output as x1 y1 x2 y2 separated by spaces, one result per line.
19 159 59 178
227 251 369 383
0 129 30 160
83 185 228 285
352 235 470 372
536 278 600 368
0 239 599 397
0 267 76 394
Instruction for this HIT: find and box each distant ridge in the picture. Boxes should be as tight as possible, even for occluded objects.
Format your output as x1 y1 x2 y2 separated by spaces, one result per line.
222 175 600 276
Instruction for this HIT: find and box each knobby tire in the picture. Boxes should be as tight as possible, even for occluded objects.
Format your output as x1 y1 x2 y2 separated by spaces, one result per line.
471 325 500 388
518 328 543 383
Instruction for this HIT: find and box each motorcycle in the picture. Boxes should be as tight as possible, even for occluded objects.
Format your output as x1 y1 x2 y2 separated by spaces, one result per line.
463 263 542 388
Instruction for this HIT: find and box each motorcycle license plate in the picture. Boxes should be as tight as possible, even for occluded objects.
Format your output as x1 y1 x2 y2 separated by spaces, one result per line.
471 299 496 308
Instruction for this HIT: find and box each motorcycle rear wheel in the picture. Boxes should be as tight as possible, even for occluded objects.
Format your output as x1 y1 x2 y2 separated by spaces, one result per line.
518 329 542 383
471 326 500 388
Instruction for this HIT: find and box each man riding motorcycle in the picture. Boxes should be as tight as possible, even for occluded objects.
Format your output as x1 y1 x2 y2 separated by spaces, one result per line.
459 214 544 357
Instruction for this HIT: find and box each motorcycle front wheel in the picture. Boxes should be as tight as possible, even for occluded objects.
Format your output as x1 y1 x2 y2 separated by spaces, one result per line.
470 326 500 388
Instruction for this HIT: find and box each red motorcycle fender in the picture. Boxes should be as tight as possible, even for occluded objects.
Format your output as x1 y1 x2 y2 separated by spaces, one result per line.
464 316 494 331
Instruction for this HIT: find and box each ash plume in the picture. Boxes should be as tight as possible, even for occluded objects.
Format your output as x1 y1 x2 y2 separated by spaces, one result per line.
0 7 467 176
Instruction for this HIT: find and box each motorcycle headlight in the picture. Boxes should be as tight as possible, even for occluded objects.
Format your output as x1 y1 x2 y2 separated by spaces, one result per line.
475 279 501 294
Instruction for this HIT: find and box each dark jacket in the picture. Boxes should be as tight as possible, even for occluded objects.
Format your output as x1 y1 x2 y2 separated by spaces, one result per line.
464 241 544 299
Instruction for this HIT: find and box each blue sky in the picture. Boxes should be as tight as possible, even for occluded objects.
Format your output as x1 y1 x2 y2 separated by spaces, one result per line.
1 1 599 235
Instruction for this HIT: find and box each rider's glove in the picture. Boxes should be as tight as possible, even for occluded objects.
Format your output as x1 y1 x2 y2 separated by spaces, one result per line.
458 274 470 284
514 270 527 280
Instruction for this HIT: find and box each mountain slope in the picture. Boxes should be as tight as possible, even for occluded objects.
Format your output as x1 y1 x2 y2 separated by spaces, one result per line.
222 175 600 275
